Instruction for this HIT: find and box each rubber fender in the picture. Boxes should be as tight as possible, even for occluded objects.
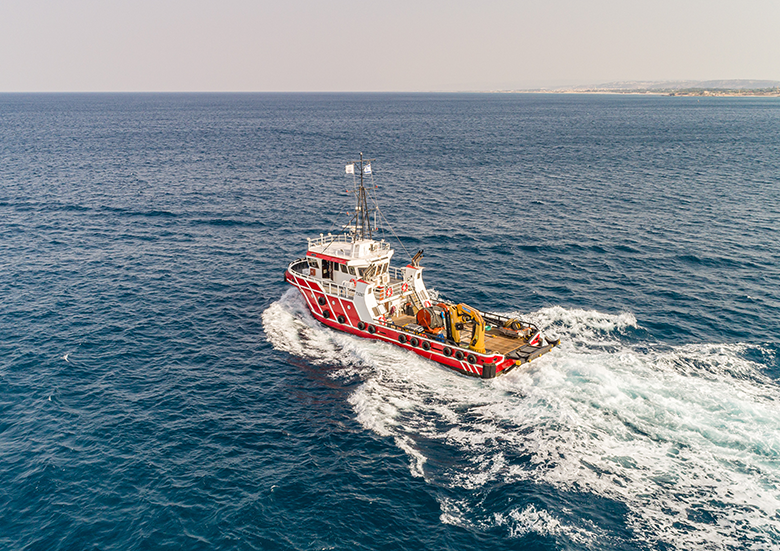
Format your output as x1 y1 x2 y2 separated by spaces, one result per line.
481 363 497 379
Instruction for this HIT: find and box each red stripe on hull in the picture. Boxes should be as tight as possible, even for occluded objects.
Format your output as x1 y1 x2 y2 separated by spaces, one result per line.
285 271 514 378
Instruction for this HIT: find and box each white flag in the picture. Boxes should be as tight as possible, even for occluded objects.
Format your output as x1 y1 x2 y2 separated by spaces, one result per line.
345 164 354 174
364 163 372 175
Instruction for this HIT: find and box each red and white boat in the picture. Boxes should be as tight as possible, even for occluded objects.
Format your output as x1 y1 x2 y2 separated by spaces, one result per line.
284 154 559 378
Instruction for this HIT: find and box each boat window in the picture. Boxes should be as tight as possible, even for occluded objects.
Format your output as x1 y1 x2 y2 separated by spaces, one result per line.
382 263 388 273
348 266 356 276
357 268 366 278
340 263 349 273
307 258 318 268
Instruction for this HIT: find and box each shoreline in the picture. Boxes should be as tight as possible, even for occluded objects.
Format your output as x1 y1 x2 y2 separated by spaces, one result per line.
496 89 780 98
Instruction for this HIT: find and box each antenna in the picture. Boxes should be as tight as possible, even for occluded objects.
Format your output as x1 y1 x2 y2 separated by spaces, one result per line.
346 152 376 242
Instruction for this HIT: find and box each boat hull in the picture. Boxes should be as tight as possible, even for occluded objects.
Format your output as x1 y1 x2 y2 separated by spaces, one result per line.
284 268 551 378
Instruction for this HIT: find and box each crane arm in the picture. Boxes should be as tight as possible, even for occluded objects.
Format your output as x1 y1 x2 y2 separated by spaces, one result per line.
451 303 486 354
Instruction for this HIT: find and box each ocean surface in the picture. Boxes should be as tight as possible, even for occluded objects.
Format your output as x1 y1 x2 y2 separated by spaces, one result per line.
1 92 779 551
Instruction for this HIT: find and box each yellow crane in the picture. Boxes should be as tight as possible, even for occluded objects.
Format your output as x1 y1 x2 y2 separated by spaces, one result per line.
447 303 486 354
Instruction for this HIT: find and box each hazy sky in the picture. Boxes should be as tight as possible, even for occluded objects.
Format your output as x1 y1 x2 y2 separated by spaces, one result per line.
2 0 779 92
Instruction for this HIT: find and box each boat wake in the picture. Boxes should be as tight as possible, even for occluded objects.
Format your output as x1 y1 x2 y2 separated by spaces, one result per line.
263 289 780 550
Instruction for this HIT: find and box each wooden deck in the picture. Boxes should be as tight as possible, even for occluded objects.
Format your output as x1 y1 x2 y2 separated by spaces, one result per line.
387 312 529 355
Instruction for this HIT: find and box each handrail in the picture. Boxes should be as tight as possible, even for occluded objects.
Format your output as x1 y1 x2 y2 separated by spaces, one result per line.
289 260 356 299
373 280 408 301
388 265 405 280
321 280 356 299
307 233 392 253
308 233 352 248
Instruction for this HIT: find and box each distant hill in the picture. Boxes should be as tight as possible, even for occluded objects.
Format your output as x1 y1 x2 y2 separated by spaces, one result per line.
574 79 780 91
512 79 780 97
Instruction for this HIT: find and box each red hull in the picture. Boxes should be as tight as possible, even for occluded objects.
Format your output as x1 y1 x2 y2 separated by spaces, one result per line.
285 269 515 378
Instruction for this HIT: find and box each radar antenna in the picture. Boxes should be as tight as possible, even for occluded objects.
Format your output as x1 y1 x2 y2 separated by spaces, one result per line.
345 152 376 241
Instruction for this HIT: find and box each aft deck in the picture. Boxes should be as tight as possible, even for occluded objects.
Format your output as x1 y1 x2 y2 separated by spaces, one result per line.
386 311 534 356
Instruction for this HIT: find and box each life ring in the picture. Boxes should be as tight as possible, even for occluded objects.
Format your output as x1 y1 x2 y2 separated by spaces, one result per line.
310 268 316 276
337 315 346 324
423 300 431 308
358 321 366 331
401 283 408 293
348 278 357 288
398 334 407 344
443 347 453 357
385 286 394 299
422 341 431 351
410 337 420 347
467 354 477 364
368 325 377 334
454 350 464 361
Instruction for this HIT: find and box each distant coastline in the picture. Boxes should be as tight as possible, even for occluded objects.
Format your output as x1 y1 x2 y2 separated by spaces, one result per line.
498 79 780 97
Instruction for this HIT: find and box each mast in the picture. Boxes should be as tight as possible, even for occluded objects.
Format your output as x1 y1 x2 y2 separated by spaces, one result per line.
350 152 375 242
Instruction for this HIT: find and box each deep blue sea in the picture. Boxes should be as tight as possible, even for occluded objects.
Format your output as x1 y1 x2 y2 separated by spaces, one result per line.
2 93 779 551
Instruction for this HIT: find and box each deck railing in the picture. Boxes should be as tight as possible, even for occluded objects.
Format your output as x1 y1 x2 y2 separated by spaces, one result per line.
307 233 391 253
388 266 406 280
373 280 410 302
321 280 356 300
307 233 351 249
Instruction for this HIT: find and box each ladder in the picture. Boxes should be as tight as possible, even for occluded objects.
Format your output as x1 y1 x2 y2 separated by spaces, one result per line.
409 290 423 313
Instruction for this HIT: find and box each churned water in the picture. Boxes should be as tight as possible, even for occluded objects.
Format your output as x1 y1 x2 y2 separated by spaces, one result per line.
2 93 780 550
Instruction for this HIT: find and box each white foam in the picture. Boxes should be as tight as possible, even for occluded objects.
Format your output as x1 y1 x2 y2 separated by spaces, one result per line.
263 291 780 549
